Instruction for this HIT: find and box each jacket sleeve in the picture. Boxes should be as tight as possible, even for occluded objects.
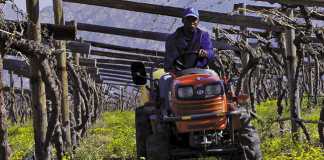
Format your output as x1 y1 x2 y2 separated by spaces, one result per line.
164 37 174 72
201 32 214 60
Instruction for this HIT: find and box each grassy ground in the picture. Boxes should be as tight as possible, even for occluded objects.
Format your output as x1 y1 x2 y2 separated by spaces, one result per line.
6 112 136 160
7 100 324 160
253 100 324 160
8 121 34 160
73 111 135 160
74 101 323 160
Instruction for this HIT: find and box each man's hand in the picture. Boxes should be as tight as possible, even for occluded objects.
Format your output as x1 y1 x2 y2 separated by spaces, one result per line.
198 49 208 58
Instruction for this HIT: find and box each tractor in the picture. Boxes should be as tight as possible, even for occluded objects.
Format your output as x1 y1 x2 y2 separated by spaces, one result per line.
131 52 262 160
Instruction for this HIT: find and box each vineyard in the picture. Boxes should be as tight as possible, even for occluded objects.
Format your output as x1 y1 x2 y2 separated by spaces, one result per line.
0 0 324 160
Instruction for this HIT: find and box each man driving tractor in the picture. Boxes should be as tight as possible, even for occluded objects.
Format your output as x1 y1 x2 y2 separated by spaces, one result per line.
164 7 214 72
132 7 262 160
160 7 216 112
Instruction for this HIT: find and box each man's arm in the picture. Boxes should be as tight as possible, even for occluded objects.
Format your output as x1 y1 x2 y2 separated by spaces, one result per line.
164 37 173 72
201 32 214 60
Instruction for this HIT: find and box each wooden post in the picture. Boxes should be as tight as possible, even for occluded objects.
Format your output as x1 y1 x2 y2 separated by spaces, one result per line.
119 86 122 111
239 3 249 91
239 3 255 111
9 71 14 88
0 51 10 160
20 75 25 123
71 50 81 149
20 75 23 108
308 54 314 107
314 56 319 105
285 9 301 142
9 71 17 123
53 0 72 152
73 52 80 66
26 0 50 159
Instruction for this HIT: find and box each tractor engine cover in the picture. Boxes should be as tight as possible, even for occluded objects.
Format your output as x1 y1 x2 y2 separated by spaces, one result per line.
171 71 228 133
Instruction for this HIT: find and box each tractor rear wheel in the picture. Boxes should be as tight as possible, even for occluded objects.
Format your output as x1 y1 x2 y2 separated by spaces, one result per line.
237 114 262 160
146 133 170 160
135 106 152 159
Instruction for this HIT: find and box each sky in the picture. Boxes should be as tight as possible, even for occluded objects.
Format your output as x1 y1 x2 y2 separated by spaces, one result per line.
14 0 52 11
3 0 283 88
12 0 275 12
2 0 52 88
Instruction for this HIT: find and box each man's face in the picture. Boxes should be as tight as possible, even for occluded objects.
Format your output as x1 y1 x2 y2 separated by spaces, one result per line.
183 16 199 32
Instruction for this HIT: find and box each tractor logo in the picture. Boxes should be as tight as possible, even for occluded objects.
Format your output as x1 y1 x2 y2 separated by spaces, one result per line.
196 89 204 95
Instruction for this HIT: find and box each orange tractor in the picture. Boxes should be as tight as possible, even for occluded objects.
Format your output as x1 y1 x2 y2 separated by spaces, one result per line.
131 53 262 160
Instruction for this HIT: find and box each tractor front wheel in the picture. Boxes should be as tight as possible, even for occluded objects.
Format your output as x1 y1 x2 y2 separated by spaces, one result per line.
237 114 262 160
135 107 152 159
146 133 170 160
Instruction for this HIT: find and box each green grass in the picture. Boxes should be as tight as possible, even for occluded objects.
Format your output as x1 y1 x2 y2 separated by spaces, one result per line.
6 112 136 160
6 100 324 160
74 111 135 160
8 122 34 160
76 103 323 160
254 100 324 160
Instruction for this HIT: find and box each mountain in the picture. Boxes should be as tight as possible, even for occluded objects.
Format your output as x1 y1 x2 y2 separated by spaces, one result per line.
39 0 271 51
2 0 277 88
3 0 283 51
3 2 25 20
4 0 280 51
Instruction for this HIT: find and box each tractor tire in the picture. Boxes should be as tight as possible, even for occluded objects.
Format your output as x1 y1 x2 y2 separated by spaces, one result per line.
135 107 152 159
146 133 170 160
237 114 262 160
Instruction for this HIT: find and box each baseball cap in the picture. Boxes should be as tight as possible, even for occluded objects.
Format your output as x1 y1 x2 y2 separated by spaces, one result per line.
183 7 199 19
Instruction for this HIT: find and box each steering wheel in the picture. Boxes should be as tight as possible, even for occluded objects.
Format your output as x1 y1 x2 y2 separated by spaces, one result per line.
173 51 209 71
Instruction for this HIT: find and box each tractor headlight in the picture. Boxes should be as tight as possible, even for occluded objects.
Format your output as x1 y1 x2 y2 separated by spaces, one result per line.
177 86 194 98
205 83 223 98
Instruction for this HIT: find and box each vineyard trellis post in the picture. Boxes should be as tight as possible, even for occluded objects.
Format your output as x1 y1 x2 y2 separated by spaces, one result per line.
285 9 301 142
71 49 82 148
307 54 314 107
239 3 257 113
314 55 319 105
0 45 10 160
53 0 72 153
119 86 123 111
26 0 51 159
19 75 25 123
9 70 17 123
73 52 80 66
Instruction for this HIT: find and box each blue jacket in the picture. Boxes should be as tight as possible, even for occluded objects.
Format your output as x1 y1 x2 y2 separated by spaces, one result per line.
164 27 214 72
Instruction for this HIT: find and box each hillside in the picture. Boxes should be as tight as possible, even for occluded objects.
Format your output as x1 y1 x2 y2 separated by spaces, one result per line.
39 0 275 51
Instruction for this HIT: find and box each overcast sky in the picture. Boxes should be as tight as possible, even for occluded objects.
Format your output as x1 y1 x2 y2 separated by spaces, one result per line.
14 0 52 11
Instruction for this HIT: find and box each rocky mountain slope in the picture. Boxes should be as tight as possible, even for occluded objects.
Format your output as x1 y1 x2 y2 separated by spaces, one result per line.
2 0 275 87
39 0 272 51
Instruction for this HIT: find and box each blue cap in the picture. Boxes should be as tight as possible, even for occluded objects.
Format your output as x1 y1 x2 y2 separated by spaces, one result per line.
183 7 199 19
